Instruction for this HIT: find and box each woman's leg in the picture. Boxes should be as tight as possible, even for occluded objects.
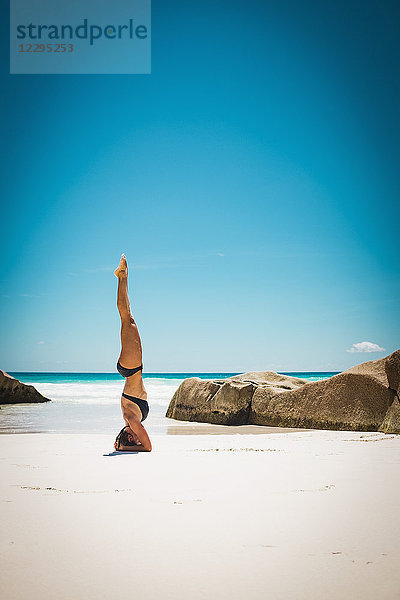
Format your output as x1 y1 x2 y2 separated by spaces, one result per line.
115 255 143 368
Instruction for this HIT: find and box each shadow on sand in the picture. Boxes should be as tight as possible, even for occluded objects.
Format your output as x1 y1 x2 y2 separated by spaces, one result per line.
103 451 139 457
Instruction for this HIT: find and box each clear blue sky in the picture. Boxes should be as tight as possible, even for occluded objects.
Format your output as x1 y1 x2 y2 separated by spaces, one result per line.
1 0 399 372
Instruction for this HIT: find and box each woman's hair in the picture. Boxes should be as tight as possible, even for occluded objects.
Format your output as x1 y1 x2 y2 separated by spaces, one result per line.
115 426 136 449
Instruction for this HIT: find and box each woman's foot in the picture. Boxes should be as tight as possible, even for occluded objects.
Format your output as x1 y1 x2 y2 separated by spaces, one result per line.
114 254 128 278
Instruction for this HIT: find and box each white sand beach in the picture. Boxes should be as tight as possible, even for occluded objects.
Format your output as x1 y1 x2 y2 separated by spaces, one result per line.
1 428 399 600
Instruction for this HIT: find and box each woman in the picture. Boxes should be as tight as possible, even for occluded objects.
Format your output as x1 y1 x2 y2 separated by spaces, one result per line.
113 254 152 452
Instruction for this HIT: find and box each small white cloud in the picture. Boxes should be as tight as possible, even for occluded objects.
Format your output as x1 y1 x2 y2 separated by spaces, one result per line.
216 252 225 257
38 341 45 345
347 341 385 353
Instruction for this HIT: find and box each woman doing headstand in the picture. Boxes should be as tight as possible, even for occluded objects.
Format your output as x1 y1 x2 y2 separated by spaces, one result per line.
114 254 152 452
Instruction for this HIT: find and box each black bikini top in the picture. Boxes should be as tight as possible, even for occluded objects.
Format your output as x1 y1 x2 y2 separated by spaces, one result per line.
117 361 143 378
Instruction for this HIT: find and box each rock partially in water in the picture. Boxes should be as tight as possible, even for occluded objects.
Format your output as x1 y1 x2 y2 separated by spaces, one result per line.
166 371 308 426
0 370 50 404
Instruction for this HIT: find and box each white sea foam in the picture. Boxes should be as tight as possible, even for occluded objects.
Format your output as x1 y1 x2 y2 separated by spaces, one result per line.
20 378 182 407
0 378 183 434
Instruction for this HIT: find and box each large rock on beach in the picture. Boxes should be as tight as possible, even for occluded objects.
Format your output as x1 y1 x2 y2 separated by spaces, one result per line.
166 351 400 433
250 359 394 431
166 371 309 425
0 370 50 404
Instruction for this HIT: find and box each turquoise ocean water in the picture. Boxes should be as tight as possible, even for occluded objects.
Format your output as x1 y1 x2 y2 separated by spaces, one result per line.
0 372 338 435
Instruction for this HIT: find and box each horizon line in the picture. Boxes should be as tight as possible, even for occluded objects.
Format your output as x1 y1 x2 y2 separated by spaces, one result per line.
7 369 342 374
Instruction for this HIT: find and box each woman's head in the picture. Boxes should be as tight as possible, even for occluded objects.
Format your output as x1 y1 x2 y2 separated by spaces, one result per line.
115 426 136 449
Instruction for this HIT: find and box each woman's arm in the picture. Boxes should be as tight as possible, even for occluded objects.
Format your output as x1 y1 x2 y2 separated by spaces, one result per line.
129 419 152 451
115 442 151 452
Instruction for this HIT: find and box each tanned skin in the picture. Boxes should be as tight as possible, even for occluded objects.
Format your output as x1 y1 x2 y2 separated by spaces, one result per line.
114 254 152 452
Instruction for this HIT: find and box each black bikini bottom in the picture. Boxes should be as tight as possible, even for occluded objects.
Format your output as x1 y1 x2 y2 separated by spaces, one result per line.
122 393 149 422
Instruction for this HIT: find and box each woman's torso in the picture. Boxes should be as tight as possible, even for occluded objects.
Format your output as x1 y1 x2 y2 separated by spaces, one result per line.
122 373 148 422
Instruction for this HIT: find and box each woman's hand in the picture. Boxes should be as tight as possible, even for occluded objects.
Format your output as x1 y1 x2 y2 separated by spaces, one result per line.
127 429 142 445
